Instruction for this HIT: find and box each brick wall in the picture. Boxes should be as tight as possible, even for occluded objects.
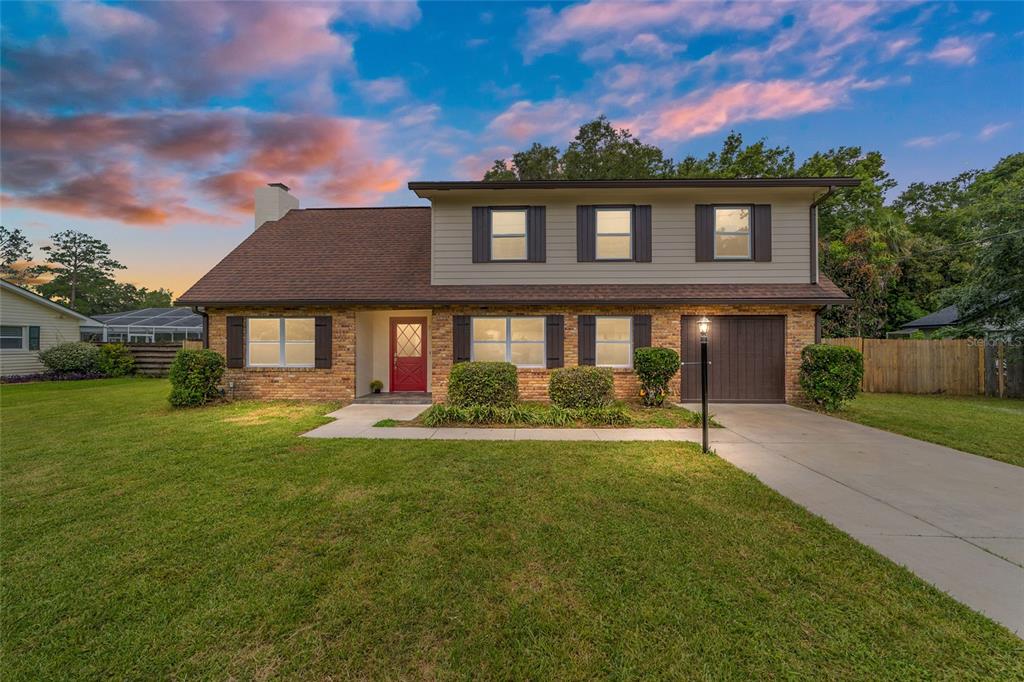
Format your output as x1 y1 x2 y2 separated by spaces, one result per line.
207 303 817 404
207 307 356 401
431 304 817 404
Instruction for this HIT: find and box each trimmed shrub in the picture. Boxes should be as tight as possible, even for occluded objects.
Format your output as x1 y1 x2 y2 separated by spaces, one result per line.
0 371 104 384
633 346 680 407
168 348 225 407
420 402 634 427
39 342 100 374
799 344 864 412
447 361 518 407
97 343 135 377
549 366 614 408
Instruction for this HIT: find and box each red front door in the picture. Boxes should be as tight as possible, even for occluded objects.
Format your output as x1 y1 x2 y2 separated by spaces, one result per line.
390 317 427 392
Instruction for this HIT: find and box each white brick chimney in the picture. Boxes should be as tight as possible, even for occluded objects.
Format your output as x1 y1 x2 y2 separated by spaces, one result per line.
254 182 299 228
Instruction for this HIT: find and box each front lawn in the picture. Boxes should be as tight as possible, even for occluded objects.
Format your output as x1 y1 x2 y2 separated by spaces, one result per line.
2 379 1020 679
835 393 1024 467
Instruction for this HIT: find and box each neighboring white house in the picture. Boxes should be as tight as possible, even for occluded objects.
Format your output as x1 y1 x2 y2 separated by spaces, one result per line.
0 279 100 377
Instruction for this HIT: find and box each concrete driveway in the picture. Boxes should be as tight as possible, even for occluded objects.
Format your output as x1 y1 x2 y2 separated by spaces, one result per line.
703 403 1024 635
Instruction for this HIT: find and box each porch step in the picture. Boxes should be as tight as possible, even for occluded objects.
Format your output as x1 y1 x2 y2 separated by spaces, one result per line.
354 392 433 405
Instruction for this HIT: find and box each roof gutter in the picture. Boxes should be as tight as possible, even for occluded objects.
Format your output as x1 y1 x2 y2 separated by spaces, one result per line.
191 306 209 349
409 177 861 197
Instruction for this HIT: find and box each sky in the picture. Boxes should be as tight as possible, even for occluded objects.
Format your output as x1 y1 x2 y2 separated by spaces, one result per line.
1 0 1022 298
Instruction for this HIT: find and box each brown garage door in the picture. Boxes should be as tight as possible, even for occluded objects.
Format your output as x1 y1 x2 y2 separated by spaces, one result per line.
680 315 786 403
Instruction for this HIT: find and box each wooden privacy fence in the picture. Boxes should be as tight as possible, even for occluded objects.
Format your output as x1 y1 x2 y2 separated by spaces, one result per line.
824 337 1023 398
93 340 201 376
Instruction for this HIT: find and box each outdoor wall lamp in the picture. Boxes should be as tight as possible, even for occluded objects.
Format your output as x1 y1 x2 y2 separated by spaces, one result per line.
698 317 710 453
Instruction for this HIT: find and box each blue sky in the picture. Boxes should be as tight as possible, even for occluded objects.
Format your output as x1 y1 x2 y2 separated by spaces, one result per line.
1 1 1022 295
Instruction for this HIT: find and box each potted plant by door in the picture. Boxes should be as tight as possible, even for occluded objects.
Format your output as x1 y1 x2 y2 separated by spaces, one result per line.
370 379 384 394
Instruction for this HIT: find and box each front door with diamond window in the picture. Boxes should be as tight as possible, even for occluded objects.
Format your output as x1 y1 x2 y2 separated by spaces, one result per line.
390 317 427 392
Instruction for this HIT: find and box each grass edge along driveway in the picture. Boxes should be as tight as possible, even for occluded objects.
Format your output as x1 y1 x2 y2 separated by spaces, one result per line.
835 392 1024 467
2 379 1021 679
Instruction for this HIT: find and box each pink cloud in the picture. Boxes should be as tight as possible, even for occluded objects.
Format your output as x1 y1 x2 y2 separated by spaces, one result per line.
58 1 157 35
1 108 414 225
355 77 410 103
454 146 515 180
209 4 354 75
978 122 1011 141
628 79 851 141
905 132 960 148
927 36 988 65
524 1 787 59
487 99 589 143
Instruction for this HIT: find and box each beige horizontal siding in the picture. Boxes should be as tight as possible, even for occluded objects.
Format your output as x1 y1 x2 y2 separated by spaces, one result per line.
0 289 85 376
430 188 817 285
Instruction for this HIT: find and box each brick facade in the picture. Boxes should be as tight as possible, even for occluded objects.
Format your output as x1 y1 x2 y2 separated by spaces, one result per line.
430 304 816 404
207 304 817 404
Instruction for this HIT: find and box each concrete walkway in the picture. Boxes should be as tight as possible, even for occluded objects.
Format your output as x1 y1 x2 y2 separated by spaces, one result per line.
704 403 1024 635
304 401 1024 633
302 403 746 442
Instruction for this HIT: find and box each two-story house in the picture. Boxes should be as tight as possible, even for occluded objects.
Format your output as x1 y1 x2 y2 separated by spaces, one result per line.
177 178 856 404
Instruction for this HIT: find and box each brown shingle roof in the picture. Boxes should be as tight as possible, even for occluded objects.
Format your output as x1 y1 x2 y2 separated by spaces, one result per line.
176 207 850 306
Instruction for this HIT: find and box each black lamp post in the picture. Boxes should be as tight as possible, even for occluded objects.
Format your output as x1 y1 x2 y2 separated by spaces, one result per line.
698 316 710 453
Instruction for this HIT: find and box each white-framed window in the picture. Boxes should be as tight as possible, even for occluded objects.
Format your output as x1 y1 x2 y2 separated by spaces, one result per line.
714 206 752 259
247 318 315 367
595 316 632 367
0 325 25 350
596 207 633 260
490 208 528 261
471 317 545 367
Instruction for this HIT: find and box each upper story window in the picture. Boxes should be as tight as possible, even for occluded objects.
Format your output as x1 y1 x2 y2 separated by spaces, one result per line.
595 316 632 367
714 206 752 260
1 325 24 350
471 317 545 367
595 207 633 260
490 209 527 261
247 318 315 367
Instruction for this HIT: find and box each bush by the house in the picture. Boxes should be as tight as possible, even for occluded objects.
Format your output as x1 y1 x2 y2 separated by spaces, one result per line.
633 347 680 407
548 366 615 408
421 402 633 427
799 344 864 412
168 348 225 407
39 342 100 374
97 343 135 377
447 361 518 407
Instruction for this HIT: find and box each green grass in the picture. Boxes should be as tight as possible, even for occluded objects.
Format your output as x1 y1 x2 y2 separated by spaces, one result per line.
372 418 398 427
835 393 1024 467
2 379 1021 679
407 401 714 428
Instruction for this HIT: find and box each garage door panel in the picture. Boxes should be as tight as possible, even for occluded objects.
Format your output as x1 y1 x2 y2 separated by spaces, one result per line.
680 315 785 402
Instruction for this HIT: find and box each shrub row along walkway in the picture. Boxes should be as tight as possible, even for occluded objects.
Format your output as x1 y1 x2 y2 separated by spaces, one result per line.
302 404 731 441
305 402 1024 635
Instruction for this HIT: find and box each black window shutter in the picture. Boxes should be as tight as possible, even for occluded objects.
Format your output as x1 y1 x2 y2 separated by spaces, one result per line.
754 204 772 262
545 315 564 369
632 315 651 349
576 205 595 262
472 207 490 263
226 316 244 368
453 315 471 363
28 326 40 351
634 205 652 262
314 316 332 368
578 315 596 366
527 206 546 262
695 204 714 262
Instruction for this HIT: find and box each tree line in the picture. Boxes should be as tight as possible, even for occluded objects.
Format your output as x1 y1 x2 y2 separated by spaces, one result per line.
0 227 173 316
484 117 1022 340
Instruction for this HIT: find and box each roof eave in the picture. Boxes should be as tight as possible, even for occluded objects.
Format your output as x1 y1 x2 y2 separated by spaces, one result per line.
408 177 861 197
176 295 852 308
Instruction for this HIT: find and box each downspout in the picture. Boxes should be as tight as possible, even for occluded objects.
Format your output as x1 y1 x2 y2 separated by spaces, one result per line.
808 186 836 285
192 306 209 349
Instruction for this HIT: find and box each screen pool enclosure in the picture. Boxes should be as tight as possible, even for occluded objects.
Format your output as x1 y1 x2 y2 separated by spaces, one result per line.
81 308 204 343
